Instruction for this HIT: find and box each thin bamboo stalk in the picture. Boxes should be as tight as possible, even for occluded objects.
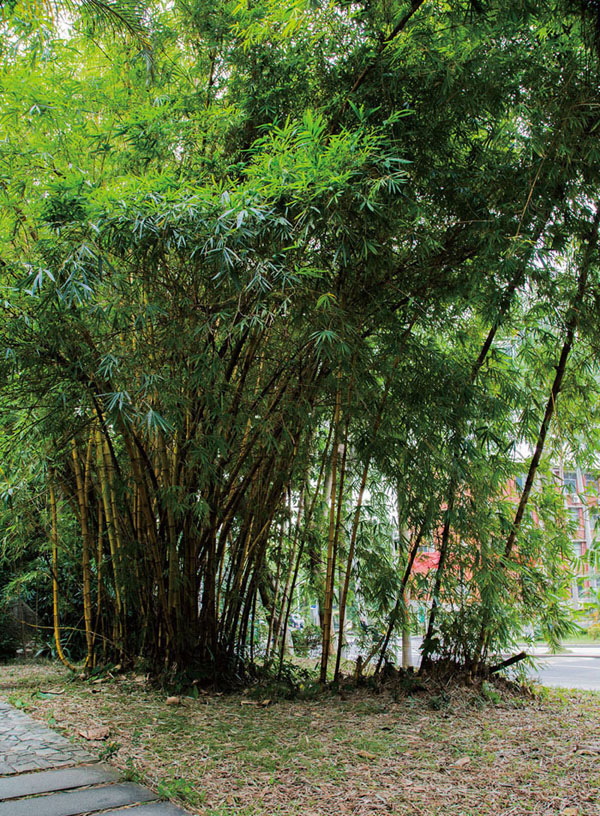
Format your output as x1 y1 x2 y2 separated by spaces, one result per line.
320 378 342 684
49 476 76 672
70 436 94 668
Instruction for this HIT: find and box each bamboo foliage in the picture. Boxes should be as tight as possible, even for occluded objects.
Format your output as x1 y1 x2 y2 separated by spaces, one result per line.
2 0 600 682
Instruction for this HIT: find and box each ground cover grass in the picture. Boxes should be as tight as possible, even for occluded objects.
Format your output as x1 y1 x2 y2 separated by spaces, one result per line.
531 636 600 654
1 661 599 816
552 635 600 646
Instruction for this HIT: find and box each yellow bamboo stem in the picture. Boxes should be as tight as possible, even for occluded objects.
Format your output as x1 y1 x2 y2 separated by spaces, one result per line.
95 427 124 648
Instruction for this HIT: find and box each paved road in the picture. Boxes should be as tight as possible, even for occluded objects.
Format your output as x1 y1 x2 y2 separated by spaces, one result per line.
529 656 600 690
398 638 600 690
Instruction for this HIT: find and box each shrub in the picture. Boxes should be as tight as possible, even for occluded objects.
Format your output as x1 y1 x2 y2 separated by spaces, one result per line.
291 624 321 656
588 622 600 640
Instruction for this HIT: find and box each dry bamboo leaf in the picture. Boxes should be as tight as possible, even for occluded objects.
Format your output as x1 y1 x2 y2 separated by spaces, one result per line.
40 687 65 695
166 696 182 706
562 808 580 816
576 743 600 755
451 756 471 768
357 750 377 760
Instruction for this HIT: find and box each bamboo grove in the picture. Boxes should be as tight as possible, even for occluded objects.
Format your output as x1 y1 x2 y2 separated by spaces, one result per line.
3 0 600 681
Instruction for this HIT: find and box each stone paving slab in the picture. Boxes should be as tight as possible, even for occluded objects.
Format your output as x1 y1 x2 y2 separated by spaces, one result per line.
102 804 193 816
0 781 157 816
0 701 94 774
0 698 195 815
0 764 118 800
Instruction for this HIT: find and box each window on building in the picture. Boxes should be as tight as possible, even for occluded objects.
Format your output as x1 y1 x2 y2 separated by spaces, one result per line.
564 471 578 493
568 507 582 525
418 536 436 555
573 541 584 558
586 473 599 495
515 474 526 491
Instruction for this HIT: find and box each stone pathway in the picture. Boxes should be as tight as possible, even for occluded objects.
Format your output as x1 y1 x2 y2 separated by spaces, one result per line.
0 700 193 815
0 701 94 774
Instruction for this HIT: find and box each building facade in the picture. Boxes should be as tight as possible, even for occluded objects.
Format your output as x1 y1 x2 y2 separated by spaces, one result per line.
551 466 599 606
